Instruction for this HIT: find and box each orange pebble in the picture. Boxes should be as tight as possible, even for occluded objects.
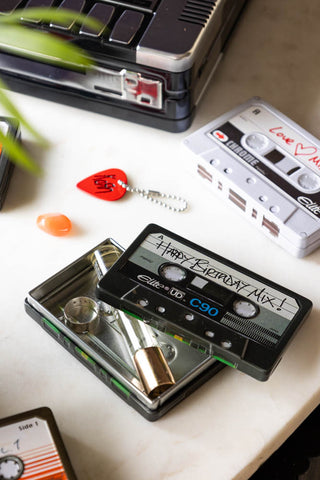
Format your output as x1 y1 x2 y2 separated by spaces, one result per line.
37 212 72 236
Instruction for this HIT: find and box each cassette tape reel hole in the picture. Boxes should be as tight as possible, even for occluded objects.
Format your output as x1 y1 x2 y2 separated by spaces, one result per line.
297 172 320 192
232 299 259 318
243 133 269 151
0 455 24 480
158 263 187 283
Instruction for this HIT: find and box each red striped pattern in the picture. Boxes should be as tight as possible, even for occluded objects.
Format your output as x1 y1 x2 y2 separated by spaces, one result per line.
19 443 68 479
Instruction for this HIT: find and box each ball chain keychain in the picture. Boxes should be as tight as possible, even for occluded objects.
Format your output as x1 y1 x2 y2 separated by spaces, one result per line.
77 168 188 212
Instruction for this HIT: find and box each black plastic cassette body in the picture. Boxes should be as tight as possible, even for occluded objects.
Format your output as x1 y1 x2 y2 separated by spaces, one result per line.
0 117 19 210
25 238 224 421
96 224 312 381
183 97 320 256
0 0 247 132
0 407 77 479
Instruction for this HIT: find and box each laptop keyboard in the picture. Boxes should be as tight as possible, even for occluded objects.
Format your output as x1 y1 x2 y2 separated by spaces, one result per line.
0 0 157 47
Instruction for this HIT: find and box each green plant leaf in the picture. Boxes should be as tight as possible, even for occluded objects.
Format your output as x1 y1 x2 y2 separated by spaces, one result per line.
0 7 103 33
0 127 41 175
0 7 103 174
0 24 93 69
0 77 47 145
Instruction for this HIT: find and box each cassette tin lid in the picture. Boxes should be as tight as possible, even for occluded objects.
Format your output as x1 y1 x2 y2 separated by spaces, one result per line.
183 97 320 256
96 224 312 381
0 0 247 73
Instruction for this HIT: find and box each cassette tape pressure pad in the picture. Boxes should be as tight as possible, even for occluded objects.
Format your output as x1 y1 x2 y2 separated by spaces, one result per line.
0 0 247 132
183 97 320 256
97 224 312 381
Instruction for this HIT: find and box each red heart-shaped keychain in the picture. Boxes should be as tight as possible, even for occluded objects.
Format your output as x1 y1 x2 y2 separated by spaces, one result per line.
76 168 127 201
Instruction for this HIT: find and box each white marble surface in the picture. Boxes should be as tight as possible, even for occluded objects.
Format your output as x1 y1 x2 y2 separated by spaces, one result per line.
1 0 320 478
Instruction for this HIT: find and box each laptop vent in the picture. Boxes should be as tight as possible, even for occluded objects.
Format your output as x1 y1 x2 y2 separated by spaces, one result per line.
179 0 217 27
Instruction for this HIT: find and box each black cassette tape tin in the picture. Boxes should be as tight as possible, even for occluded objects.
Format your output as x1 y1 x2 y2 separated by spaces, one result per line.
0 407 77 479
25 238 224 421
0 0 247 132
96 224 312 381
0 117 19 210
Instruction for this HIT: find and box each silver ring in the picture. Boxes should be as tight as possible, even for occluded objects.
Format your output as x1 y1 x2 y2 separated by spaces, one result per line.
64 296 99 333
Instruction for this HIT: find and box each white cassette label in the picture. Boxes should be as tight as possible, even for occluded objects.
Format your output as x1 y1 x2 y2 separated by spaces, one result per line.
132 233 299 321
235 106 320 174
207 102 320 221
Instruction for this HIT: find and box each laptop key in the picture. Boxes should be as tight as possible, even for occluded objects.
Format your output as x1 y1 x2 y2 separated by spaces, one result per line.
109 10 144 45
0 0 23 14
79 3 115 37
20 0 55 23
49 0 86 30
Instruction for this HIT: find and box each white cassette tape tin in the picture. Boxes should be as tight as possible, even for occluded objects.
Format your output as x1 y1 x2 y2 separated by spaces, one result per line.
183 97 320 257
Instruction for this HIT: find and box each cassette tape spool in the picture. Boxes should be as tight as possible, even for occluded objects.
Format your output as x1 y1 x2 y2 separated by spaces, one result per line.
96 224 312 381
0 407 77 479
183 97 320 257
